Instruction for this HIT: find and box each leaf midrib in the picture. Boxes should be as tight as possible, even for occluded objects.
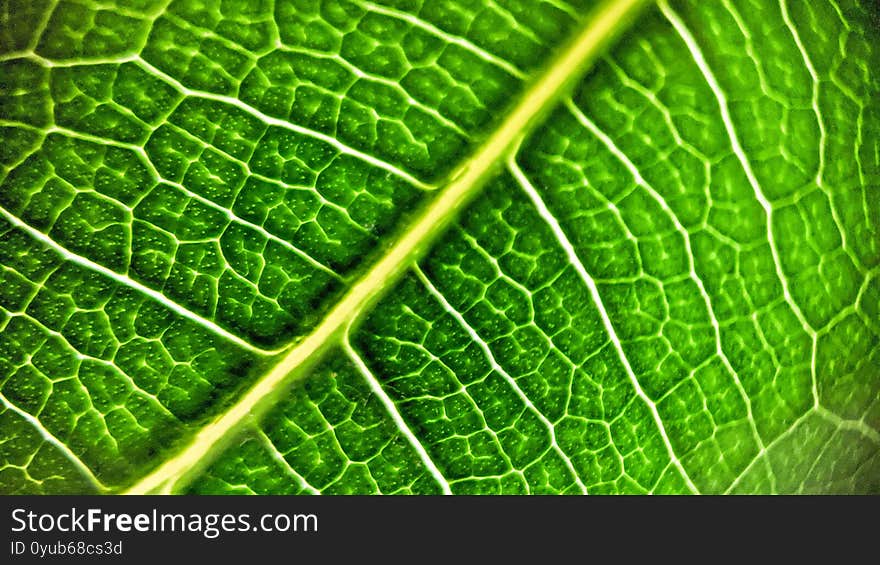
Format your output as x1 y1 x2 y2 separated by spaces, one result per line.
124 0 650 495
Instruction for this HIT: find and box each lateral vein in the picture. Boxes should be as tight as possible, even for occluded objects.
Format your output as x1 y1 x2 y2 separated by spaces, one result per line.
345 339 453 495
253 428 321 495
414 264 588 494
660 2 817 342
0 391 109 492
508 156 700 495
563 98 767 457
0 205 277 355
660 0 820 415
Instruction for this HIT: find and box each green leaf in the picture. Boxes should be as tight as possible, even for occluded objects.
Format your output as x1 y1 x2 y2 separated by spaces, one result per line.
1 0 877 495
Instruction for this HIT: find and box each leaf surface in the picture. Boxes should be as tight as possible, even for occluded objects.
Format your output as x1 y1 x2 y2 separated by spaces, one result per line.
0 0 877 494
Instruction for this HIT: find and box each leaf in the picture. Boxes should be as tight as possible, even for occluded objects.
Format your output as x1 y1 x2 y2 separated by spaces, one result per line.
0 0 877 495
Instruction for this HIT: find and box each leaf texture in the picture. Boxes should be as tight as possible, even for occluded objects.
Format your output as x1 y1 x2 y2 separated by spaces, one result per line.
0 0 878 494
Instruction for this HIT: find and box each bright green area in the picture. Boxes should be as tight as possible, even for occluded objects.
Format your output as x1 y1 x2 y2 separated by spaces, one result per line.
1 0 878 494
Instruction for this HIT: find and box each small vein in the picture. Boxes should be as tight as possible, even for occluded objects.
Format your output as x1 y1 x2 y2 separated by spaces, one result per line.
273 45 471 139
354 0 527 80
4 50 433 190
0 390 108 492
131 57 434 190
563 99 768 455
381 332 529 489
0 204 279 355
508 155 700 494
413 263 589 494
0 120 344 280
778 0 864 274
6 308 178 422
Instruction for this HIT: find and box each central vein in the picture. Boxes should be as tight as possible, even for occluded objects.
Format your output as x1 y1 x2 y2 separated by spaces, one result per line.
125 0 649 495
